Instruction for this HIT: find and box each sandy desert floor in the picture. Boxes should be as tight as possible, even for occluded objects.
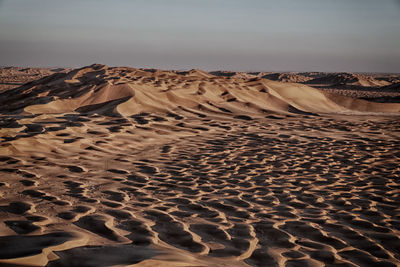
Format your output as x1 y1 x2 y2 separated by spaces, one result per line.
0 65 400 266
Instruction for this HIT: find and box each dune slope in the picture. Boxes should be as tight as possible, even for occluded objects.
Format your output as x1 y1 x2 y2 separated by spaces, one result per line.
1 64 399 117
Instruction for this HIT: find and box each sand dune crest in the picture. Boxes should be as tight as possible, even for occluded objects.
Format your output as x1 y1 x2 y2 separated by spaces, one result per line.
1 65 399 117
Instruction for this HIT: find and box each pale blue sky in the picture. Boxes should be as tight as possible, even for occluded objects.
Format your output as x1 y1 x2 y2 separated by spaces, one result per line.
1 0 400 72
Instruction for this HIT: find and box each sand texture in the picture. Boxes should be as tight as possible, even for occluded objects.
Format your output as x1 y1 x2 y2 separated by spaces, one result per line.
0 67 71 93
0 65 400 266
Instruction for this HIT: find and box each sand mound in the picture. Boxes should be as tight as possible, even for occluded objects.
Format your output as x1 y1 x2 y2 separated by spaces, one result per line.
209 71 257 79
0 65 399 117
0 67 71 93
306 73 391 87
379 82 400 92
262 73 313 83
176 69 214 78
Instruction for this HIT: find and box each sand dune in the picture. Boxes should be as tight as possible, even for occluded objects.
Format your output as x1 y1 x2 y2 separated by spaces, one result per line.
0 67 71 93
262 73 313 83
0 65 400 266
379 82 400 92
305 73 391 88
1 64 399 117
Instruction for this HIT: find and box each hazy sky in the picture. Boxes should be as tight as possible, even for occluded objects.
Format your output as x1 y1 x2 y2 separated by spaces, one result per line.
1 0 400 72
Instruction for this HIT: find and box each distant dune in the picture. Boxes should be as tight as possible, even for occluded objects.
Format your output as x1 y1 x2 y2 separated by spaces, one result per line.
0 67 71 93
1 64 399 117
261 73 313 83
305 72 391 87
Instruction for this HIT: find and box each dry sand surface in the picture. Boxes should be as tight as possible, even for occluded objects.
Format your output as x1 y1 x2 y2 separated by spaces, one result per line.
0 64 400 266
